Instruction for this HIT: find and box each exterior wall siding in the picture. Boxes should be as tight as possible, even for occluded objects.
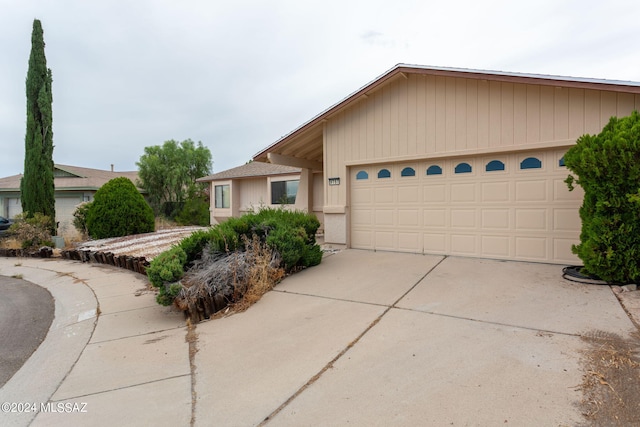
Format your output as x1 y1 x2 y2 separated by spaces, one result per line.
238 178 267 213
325 74 640 209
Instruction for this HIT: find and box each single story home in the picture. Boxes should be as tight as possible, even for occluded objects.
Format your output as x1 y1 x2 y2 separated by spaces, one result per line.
0 164 141 241
251 64 640 264
197 161 324 228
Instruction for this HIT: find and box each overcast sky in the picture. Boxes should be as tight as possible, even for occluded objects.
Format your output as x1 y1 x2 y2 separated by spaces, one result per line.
2 0 640 177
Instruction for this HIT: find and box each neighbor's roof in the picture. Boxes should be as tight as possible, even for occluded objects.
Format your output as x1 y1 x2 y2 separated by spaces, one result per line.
0 164 141 192
197 161 301 182
253 63 640 163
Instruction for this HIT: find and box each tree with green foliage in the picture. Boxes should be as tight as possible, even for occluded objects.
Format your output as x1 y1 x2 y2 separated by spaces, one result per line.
21 19 55 233
136 139 212 216
86 177 155 239
565 110 640 284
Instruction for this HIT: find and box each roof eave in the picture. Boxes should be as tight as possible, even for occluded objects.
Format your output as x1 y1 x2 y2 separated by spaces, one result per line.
253 63 640 162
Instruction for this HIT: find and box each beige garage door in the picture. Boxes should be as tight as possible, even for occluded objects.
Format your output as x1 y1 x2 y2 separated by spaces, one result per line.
350 150 582 264
55 196 83 238
7 198 22 219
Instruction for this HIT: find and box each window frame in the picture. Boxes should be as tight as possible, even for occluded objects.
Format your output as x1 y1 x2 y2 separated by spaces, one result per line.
214 184 230 209
271 179 299 204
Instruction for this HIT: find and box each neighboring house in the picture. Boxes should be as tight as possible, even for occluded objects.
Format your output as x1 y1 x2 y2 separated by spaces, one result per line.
197 161 324 228
0 164 141 240
253 64 640 264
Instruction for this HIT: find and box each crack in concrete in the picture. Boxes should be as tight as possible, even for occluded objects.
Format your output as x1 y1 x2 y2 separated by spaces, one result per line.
258 256 447 425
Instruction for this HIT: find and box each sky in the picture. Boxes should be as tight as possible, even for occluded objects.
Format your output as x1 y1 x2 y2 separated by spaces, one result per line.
2 0 640 177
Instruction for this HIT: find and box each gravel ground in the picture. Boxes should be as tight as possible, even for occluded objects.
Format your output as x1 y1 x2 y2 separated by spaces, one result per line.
74 226 205 260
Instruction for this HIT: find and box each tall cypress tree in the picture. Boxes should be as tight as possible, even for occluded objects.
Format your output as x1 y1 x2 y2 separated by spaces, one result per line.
21 19 55 233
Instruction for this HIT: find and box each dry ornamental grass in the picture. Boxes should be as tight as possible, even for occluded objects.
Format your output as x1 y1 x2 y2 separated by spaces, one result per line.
176 235 285 322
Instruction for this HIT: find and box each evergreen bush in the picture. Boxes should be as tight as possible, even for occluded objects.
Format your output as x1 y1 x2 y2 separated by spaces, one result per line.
72 201 92 237
565 110 640 283
86 177 155 239
147 207 322 306
174 196 210 226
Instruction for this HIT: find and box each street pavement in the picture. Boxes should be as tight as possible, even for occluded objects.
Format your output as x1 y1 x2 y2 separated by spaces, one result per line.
0 251 637 426
0 276 54 387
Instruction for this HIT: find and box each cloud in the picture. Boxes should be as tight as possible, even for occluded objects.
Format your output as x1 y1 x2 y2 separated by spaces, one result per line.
2 0 640 180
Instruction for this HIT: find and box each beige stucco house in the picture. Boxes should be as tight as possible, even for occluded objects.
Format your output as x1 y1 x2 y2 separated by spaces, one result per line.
253 64 640 264
197 161 324 227
0 164 141 240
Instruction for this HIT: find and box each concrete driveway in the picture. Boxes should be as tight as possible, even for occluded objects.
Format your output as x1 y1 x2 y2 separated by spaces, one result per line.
195 250 637 426
0 251 636 426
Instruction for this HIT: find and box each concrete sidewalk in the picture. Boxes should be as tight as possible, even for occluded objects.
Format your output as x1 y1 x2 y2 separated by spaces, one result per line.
0 251 637 426
0 258 191 427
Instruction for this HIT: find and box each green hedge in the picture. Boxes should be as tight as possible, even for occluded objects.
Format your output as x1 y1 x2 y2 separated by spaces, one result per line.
147 208 322 305
565 110 640 283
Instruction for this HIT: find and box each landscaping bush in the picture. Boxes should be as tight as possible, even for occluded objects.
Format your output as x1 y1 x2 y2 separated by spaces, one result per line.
565 110 640 284
174 196 210 226
86 177 155 239
146 245 187 305
7 212 53 249
147 207 322 308
72 201 92 237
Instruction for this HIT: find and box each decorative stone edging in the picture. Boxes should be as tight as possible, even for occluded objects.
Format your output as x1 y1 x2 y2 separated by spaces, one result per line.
0 247 54 258
59 249 149 275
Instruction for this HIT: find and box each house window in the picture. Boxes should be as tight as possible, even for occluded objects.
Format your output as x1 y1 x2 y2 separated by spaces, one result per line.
400 167 416 177
520 157 542 169
426 165 442 176
485 160 505 172
215 185 230 208
356 171 368 180
454 162 472 174
271 180 299 204
377 169 391 179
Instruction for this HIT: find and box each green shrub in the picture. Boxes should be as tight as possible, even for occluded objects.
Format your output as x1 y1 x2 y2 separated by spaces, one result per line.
565 110 640 283
302 243 323 268
72 201 92 236
148 207 322 307
147 246 187 288
147 245 188 306
86 177 155 239
265 225 306 270
179 229 214 262
175 196 210 226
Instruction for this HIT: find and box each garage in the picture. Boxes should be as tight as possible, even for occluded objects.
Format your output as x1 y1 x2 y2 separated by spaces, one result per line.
6 198 22 219
55 196 83 237
350 149 583 264
253 64 640 264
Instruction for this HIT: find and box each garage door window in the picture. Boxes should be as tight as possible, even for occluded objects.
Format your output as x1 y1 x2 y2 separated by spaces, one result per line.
520 157 542 169
377 169 391 179
356 170 369 180
400 167 416 177
426 165 442 176
454 163 472 174
486 160 505 172
559 157 566 167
